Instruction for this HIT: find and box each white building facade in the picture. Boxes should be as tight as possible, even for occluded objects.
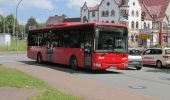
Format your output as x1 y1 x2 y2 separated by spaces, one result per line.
81 0 170 47
80 0 152 47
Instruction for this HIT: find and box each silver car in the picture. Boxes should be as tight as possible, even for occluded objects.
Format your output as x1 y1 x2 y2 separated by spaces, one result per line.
128 49 143 70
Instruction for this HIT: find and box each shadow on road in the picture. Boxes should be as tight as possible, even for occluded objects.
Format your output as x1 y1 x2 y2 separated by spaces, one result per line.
19 61 123 75
144 65 170 74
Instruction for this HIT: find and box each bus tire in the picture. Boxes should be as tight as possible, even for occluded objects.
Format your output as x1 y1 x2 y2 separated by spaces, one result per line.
70 56 78 70
37 53 42 64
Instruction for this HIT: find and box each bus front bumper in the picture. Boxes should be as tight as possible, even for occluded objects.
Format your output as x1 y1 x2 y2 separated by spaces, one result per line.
92 62 128 70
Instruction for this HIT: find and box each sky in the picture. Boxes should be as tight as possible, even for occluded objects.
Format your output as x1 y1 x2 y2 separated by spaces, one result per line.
0 0 101 24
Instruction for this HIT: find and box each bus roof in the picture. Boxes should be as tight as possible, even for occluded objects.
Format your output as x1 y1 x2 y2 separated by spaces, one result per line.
29 22 127 31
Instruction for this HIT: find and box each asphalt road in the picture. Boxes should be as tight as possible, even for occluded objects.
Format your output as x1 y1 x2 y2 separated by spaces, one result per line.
0 53 170 100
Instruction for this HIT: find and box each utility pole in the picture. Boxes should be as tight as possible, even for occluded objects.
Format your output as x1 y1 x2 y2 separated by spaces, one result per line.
16 0 23 52
3 17 5 33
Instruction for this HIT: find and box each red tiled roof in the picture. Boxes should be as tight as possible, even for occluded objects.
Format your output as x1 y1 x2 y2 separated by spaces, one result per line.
139 0 170 21
45 15 68 26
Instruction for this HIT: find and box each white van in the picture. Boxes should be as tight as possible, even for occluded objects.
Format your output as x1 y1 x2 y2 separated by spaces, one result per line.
142 48 170 68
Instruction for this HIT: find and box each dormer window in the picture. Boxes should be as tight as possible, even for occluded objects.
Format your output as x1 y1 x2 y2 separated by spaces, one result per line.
84 9 86 12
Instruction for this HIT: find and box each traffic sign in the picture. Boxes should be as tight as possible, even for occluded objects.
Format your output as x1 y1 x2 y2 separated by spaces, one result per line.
139 34 151 39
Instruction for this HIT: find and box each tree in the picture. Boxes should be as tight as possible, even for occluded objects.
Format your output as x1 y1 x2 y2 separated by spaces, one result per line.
5 14 16 35
25 17 38 34
0 14 4 33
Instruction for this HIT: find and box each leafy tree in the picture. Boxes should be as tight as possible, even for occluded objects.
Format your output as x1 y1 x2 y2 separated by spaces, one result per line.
5 14 16 35
25 17 38 34
37 23 44 28
0 14 4 33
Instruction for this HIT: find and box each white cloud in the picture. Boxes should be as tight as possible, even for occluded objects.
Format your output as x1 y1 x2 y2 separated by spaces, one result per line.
67 0 101 9
22 0 55 11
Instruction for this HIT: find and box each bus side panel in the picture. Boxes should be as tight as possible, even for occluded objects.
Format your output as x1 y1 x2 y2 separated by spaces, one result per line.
27 46 38 60
54 48 84 67
27 46 47 61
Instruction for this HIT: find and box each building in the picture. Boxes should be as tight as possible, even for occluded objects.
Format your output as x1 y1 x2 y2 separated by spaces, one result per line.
80 0 170 47
139 0 170 47
45 15 81 27
63 18 81 23
0 33 11 46
45 14 68 27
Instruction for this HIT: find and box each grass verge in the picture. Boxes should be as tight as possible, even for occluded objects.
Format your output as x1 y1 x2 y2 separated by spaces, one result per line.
0 66 80 100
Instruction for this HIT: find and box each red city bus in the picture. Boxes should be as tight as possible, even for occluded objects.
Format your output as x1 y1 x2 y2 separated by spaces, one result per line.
27 22 128 70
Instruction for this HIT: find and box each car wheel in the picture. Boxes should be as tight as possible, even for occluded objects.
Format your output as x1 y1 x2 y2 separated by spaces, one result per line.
70 56 78 70
156 61 162 68
37 53 42 63
136 67 142 70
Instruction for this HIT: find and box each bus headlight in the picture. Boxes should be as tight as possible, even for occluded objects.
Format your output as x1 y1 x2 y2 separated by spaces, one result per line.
98 56 105 60
94 63 102 67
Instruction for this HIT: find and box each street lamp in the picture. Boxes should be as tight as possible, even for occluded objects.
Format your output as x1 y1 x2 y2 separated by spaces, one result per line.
16 0 23 52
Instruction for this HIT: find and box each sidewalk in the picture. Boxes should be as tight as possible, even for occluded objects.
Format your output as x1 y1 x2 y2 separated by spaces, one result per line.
0 87 40 100
3 62 157 100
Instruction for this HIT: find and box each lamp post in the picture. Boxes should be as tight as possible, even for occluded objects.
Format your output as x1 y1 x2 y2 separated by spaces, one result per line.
16 0 23 52
3 17 5 33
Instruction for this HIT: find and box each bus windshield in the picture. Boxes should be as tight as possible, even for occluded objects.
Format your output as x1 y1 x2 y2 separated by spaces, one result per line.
95 25 128 54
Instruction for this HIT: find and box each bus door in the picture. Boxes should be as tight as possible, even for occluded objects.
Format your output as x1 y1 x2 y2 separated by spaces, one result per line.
46 31 54 63
46 43 54 63
83 32 92 68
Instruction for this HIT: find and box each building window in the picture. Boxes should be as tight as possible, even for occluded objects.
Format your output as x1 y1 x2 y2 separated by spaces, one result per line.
144 22 147 28
107 2 110 6
106 10 109 17
131 21 134 29
101 11 105 17
133 2 135 6
111 10 115 16
111 20 115 23
131 10 134 16
136 21 139 29
131 35 134 42
135 35 138 42
92 11 95 17
83 16 88 23
136 11 139 17
84 9 86 12
148 23 150 28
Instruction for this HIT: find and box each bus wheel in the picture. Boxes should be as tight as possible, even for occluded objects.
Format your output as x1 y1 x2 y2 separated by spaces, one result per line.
37 53 42 64
70 56 78 70
156 60 162 68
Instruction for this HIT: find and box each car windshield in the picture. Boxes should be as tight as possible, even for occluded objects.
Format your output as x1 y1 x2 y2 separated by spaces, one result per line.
129 49 142 55
165 49 170 54
95 25 128 54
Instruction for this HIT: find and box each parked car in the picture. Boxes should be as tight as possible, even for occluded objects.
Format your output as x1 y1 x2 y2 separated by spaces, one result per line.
142 48 170 68
128 49 143 70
